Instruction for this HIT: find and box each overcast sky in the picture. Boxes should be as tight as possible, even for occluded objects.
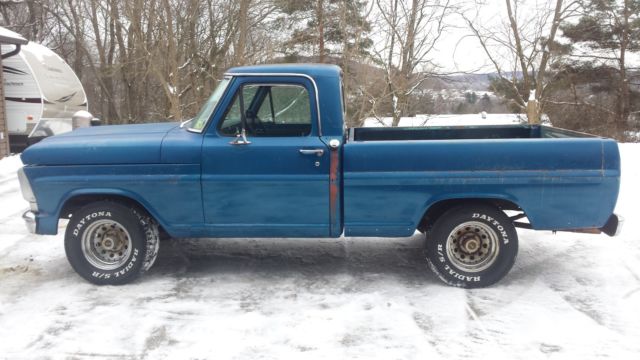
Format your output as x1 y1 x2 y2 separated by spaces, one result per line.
428 0 639 74
422 1 551 74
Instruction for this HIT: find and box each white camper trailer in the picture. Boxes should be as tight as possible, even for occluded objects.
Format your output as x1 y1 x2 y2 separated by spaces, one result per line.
0 26 28 158
2 36 89 152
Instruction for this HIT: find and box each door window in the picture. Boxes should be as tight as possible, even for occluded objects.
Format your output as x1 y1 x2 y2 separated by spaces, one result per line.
219 84 312 137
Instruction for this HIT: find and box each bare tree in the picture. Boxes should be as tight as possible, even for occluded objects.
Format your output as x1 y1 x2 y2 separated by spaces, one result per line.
372 0 455 126
462 0 581 123
20 0 283 124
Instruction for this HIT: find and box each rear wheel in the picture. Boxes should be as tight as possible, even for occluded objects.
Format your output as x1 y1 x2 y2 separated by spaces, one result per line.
64 201 159 285
425 204 518 288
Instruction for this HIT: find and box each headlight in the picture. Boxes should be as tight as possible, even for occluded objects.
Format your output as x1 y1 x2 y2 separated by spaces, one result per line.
17 167 38 211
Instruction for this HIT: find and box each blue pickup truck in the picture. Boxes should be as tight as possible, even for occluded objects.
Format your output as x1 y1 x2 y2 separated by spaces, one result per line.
17 64 621 288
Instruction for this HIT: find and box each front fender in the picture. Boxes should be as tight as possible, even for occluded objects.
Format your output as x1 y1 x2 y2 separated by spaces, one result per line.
36 188 171 236
25 163 202 236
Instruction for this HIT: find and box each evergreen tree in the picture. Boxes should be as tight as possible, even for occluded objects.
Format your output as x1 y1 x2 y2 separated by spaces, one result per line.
277 0 372 62
489 76 529 114
464 91 478 104
480 93 491 111
561 0 640 130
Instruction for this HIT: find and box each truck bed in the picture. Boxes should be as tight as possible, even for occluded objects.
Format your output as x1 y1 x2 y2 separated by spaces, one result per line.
349 125 595 142
342 125 620 237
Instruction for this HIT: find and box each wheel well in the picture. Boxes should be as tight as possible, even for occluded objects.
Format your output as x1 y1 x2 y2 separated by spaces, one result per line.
417 198 524 232
60 194 170 238
60 194 146 219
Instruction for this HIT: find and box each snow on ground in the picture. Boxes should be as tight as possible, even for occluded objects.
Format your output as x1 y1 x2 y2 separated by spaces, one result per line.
1 145 639 359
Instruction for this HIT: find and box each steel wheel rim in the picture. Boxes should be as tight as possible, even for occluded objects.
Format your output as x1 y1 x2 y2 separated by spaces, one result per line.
446 221 499 273
81 219 132 270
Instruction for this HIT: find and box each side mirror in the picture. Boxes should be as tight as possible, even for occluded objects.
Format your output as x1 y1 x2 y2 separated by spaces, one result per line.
229 128 251 146
90 118 102 126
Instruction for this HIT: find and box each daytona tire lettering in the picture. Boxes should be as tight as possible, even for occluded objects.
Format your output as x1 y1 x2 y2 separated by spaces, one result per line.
425 204 519 288
65 201 155 285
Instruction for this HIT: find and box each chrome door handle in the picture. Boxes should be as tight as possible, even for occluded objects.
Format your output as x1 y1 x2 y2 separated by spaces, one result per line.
299 148 324 157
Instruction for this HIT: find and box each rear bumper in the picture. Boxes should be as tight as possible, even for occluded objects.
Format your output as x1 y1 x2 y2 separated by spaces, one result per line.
600 214 623 237
22 210 36 234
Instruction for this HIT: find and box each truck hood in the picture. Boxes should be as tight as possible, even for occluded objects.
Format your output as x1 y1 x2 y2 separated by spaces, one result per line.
21 122 180 165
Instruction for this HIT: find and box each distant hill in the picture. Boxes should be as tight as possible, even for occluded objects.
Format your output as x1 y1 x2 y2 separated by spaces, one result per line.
427 72 524 91
441 73 494 91
268 55 522 93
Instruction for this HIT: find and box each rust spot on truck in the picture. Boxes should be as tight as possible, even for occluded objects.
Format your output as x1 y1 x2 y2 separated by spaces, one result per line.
329 147 340 235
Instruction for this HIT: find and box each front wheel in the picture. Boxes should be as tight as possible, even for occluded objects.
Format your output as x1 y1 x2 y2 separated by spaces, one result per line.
64 201 160 285
425 204 518 288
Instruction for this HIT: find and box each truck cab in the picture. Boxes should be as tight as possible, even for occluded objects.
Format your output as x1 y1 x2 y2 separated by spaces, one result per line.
190 65 345 238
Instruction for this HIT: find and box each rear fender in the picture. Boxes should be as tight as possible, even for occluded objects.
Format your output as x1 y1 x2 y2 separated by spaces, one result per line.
417 193 527 230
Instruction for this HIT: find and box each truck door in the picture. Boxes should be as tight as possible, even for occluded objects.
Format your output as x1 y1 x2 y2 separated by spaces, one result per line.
201 77 330 237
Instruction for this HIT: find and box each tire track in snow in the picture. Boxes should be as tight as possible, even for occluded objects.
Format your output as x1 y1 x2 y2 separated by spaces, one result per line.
623 264 640 299
0 184 21 199
0 206 28 225
463 300 509 358
0 175 17 186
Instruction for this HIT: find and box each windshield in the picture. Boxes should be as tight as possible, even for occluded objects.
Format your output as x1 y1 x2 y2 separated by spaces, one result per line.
188 77 231 131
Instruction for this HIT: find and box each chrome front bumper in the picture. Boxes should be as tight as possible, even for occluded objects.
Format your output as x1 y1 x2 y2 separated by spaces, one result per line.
22 210 36 234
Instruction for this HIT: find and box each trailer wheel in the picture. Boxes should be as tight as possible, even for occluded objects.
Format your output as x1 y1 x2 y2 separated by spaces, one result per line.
425 204 518 288
64 201 159 285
